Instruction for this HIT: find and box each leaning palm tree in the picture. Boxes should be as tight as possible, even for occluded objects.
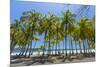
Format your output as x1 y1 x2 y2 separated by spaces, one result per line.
20 10 42 57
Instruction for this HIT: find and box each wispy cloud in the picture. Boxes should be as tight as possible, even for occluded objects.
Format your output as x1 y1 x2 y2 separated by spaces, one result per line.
17 0 95 5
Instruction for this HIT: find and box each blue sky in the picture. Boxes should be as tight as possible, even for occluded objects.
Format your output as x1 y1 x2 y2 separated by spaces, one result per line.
11 0 95 20
11 0 95 49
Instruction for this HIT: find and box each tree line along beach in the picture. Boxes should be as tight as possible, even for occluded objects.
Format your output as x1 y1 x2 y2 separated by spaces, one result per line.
10 1 95 66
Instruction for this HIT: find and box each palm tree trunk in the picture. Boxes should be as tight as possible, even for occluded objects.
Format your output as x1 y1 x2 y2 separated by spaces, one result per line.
71 39 74 55
18 46 23 56
85 39 88 54
58 43 60 55
87 39 90 54
65 36 67 56
48 34 51 56
31 40 37 55
79 44 82 53
20 46 26 56
28 41 32 57
83 40 86 54
63 40 64 54
24 43 30 57
43 31 47 57
10 41 16 54
75 41 77 54
56 42 57 55
65 38 66 55
19 46 24 56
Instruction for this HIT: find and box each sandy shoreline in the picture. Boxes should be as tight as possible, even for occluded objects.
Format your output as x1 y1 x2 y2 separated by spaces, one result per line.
10 57 95 67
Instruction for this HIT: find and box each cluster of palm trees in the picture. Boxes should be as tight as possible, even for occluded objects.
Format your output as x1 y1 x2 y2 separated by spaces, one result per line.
10 9 95 58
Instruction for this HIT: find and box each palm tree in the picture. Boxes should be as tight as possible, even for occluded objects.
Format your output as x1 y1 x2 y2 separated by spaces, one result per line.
78 17 95 56
43 13 60 56
10 23 16 54
71 25 80 54
62 10 76 56
20 10 42 57
31 37 40 55
10 8 95 61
